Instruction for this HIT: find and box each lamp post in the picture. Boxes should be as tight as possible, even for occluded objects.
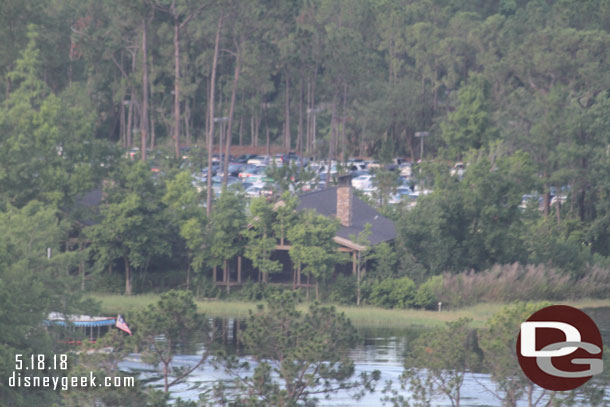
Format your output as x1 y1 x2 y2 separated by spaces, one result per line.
414 131 429 160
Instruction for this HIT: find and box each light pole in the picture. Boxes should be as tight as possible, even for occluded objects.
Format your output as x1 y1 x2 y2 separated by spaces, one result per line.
414 131 429 160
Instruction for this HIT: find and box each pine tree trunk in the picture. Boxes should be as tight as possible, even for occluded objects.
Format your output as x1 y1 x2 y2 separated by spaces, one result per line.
284 74 291 153
120 97 126 148
298 79 303 156
126 94 134 148
250 116 255 147
239 115 243 146
224 260 230 294
173 16 181 159
223 46 241 187
206 15 223 216
79 240 85 290
141 20 149 162
311 80 317 159
124 258 132 295
326 98 336 187
341 84 347 160
149 38 156 149
186 264 190 290
255 113 261 147
185 100 192 147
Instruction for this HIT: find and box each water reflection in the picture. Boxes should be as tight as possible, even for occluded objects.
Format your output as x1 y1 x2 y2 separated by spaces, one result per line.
119 309 610 406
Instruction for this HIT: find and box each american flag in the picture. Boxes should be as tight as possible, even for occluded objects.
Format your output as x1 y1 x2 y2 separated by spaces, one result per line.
115 314 132 335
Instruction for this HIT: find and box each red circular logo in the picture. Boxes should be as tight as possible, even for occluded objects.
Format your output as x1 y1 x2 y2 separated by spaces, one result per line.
516 305 603 391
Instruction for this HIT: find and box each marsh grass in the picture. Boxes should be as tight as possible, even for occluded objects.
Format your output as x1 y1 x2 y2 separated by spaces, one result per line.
435 264 610 307
89 293 610 329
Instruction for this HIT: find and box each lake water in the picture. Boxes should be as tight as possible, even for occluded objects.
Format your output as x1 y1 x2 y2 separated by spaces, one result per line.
119 307 610 406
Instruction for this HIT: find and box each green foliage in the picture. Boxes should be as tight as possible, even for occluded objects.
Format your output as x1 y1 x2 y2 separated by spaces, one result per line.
369 277 417 309
328 274 357 305
243 197 282 282
523 216 592 275
0 28 106 208
209 292 379 406
0 201 94 406
266 162 316 195
207 190 246 268
287 209 341 298
135 290 214 392
478 302 551 406
398 144 536 274
367 242 398 279
61 329 157 407
86 160 170 294
403 318 479 407
413 276 442 309
441 74 497 160
271 191 299 245
371 168 400 208
229 281 284 302
163 171 207 284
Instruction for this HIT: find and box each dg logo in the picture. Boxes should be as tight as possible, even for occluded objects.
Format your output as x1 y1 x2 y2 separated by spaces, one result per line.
516 305 604 391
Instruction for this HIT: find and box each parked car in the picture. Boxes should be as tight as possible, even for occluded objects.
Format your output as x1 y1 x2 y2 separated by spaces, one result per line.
450 162 465 177
389 186 414 205
239 166 264 178
399 163 412 177
349 162 368 172
235 154 258 163
247 155 270 166
245 186 263 197
352 174 374 190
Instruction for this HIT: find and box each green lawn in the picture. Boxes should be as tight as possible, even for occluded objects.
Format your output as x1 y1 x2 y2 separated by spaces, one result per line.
88 293 610 329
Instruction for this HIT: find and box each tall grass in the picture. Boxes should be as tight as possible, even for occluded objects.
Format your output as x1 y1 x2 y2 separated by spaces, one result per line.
434 263 610 308
88 292 610 329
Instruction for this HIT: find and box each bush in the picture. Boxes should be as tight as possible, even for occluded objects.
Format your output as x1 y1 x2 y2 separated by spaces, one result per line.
231 281 285 301
328 274 356 305
192 274 219 299
414 276 442 309
86 271 124 293
370 277 417 309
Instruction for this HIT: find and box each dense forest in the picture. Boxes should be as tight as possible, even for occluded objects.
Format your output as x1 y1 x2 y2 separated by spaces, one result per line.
3 1 610 406
2 0 610 288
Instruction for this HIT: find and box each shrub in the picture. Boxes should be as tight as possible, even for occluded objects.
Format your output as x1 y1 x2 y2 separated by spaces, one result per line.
370 277 417 309
414 276 442 309
230 281 290 302
86 271 124 293
328 274 357 305
193 274 220 299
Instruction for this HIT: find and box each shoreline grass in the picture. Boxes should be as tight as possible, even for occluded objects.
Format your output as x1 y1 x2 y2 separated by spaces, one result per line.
88 293 610 329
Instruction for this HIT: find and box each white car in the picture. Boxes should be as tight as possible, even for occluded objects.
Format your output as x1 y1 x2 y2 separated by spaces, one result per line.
352 174 374 190
450 162 465 177
247 155 270 166
399 163 412 177
245 186 263 197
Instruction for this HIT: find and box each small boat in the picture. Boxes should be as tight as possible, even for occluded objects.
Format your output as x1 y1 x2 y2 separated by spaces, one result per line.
45 313 131 344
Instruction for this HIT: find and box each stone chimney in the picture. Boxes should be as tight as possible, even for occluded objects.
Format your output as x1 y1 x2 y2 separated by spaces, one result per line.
336 175 353 227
